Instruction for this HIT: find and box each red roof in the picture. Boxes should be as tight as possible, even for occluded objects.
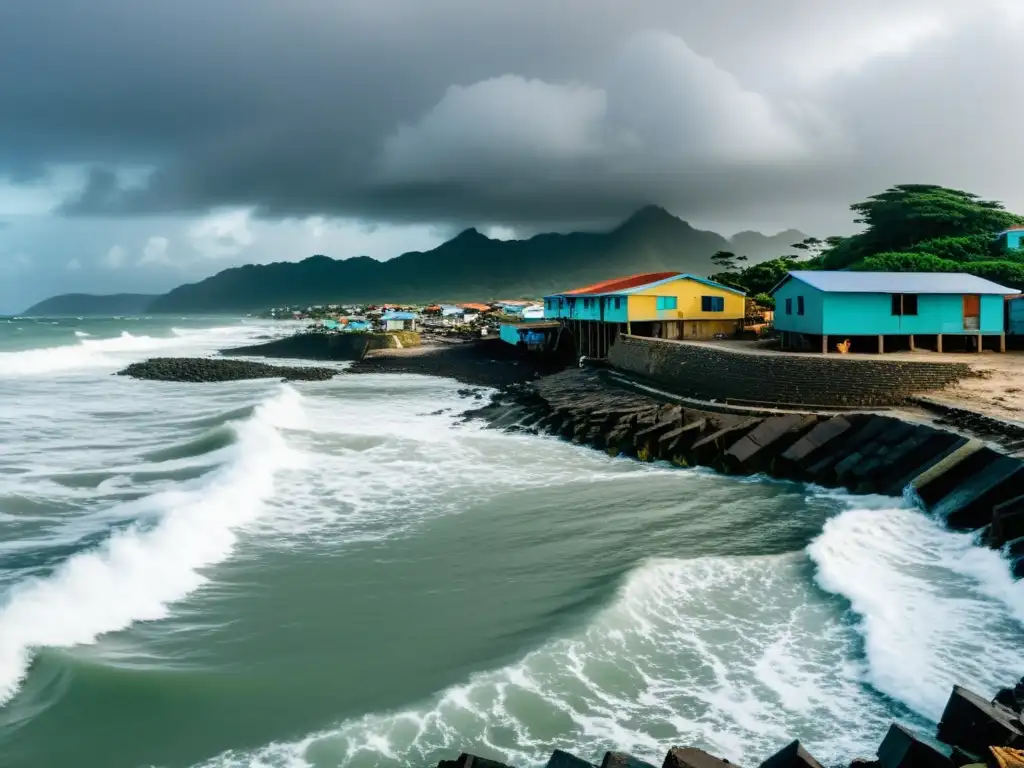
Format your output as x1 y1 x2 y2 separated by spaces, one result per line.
560 271 680 296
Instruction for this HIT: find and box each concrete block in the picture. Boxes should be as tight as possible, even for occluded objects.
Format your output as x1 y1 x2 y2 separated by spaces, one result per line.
601 753 658 768
663 747 737 768
758 741 823 768
689 419 761 466
723 415 818 472
635 419 683 451
545 750 598 768
936 685 1024 755
877 724 953 768
439 754 517 768
882 434 968 497
990 495 1024 548
777 415 855 473
935 458 1024 531
657 420 706 458
910 441 988 507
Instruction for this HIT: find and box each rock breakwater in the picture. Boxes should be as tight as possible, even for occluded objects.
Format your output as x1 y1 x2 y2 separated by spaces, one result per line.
435 681 1024 767
466 369 1024 571
117 357 338 382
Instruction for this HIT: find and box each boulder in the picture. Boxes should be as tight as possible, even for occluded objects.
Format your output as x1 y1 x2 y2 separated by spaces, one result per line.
757 741 824 768
877 724 953 768
657 420 706 459
936 685 1024 755
116 357 338 383
545 750 598 768
635 419 684 459
664 747 737 768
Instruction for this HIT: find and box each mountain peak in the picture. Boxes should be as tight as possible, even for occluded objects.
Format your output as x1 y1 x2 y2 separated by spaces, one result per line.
620 205 680 228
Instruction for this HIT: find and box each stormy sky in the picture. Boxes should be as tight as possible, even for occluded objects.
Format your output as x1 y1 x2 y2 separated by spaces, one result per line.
2 0 1024 312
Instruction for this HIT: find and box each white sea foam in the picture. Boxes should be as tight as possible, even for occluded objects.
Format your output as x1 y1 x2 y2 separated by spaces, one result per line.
809 503 1024 721
0 326 256 376
0 385 307 705
203 495 1024 768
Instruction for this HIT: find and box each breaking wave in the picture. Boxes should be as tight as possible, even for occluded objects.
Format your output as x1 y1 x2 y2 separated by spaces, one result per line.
0 385 307 705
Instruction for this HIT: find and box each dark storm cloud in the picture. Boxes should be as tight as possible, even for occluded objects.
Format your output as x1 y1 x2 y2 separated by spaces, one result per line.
3 0 1024 231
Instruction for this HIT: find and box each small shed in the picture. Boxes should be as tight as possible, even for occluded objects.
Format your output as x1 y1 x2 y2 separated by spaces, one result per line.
770 271 1020 353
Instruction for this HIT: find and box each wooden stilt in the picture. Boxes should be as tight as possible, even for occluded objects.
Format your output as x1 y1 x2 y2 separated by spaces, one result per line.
877 335 884 354
1000 332 1007 353
909 335 915 351
822 335 828 354
977 333 983 353
937 334 943 353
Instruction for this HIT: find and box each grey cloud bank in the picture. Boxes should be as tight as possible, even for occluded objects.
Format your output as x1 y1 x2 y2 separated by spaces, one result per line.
2 0 1024 310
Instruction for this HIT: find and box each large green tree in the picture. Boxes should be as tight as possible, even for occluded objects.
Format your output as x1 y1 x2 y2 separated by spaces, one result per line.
821 184 1024 269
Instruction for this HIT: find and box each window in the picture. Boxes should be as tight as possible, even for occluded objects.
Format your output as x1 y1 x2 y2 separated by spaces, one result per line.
890 294 919 316
701 296 725 312
785 298 792 315
544 299 550 311
613 297 621 310
656 296 678 310
797 296 805 316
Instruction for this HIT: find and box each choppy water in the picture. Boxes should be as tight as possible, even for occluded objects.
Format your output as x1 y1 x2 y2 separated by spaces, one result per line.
1 316 1023 768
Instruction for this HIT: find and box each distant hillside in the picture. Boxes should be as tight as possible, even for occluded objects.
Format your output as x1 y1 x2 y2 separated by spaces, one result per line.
29 208 808 314
23 293 158 316
729 229 807 259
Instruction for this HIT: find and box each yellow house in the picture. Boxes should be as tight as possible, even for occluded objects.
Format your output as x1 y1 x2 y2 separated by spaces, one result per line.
544 271 746 355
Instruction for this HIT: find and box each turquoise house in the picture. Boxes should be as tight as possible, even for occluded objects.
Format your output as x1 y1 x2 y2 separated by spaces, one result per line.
770 271 1020 353
996 227 1024 250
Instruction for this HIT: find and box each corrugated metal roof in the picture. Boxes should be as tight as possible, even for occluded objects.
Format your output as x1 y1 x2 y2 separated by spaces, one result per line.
779 271 1020 295
381 311 418 320
558 271 680 296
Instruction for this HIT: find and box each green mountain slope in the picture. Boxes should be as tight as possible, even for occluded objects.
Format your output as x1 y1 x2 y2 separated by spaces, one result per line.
22 293 159 317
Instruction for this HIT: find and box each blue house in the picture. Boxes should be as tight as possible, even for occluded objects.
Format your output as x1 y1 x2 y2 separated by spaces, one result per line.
996 227 1024 251
770 271 1020 353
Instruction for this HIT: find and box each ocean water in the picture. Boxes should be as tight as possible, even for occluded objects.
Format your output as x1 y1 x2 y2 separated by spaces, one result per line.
1 316 1023 768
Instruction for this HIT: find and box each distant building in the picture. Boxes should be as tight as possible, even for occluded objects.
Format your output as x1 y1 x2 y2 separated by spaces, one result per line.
544 271 745 356
521 303 545 320
996 226 1024 250
381 310 419 331
770 270 1020 353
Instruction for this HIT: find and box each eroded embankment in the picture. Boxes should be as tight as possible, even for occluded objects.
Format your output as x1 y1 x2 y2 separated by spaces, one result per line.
466 369 1024 572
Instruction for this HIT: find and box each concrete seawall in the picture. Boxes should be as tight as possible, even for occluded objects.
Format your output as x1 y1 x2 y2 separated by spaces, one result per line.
608 336 973 408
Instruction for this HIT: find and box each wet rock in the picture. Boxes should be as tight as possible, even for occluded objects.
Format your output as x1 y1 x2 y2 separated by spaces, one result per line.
664 747 736 768
936 457 1024 531
936 685 1024 756
777 415 856 477
116 357 337 383
877 723 954 768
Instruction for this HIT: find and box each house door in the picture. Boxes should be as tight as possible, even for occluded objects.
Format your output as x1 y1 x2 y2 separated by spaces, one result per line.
963 295 980 331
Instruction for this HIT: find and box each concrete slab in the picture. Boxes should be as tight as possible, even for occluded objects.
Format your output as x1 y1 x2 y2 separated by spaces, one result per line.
990 495 1024 547
724 414 818 471
758 741 824 768
877 724 953 768
665 748 738 768
546 750 598 768
936 685 1024 755
936 458 1024 530
910 441 989 507
601 753 658 768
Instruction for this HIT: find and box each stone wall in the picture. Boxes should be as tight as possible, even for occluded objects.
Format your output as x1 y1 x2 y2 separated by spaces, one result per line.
608 335 972 407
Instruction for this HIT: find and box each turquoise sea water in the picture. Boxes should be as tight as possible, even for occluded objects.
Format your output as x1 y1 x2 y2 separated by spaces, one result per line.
1 316 1023 768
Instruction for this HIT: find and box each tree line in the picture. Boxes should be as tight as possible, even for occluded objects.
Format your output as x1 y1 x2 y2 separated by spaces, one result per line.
709 184 1024 305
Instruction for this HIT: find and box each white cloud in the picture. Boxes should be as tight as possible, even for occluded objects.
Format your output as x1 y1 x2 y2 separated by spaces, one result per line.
188 208 255 258
376 31 839 190
65 257 82 270
139 235 170 265
103 244 126 269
